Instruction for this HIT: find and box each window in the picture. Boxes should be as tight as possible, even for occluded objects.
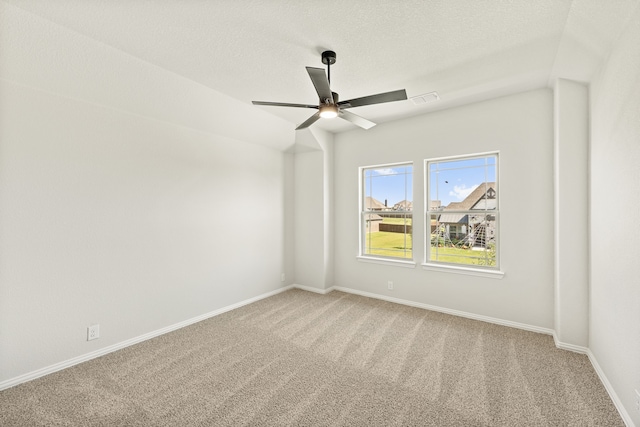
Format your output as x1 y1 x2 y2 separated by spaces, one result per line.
426 153 499 269
360 163 413 261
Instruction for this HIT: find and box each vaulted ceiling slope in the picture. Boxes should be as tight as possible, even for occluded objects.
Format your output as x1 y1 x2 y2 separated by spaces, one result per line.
3 0 639 137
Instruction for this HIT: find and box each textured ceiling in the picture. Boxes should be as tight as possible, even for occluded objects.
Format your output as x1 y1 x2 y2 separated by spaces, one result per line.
3 0 639 134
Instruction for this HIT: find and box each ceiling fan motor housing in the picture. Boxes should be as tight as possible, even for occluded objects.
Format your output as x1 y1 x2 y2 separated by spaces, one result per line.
320 92 338 107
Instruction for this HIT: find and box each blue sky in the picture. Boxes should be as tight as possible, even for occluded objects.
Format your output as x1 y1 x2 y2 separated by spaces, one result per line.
429 156 496 206
364 166 412 207
364 156 496 208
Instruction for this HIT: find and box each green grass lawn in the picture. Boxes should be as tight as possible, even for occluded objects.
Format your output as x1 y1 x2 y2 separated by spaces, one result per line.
364 230 495 266
364 231 412 258
380 217 412 225
429 245 495 266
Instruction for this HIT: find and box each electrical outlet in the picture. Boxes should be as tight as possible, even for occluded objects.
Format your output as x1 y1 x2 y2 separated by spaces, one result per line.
387 281 394 290
87 324 100 341
635 389 640 413
281 273 286 282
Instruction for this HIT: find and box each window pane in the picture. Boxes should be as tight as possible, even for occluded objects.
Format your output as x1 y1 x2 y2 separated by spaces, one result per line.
429 156 497 210
364 213 412 259
361 164 413 260
364 166 412 211
426 153 499 269
429 213 497 267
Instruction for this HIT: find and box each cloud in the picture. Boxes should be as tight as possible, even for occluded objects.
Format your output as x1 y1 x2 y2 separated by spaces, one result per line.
449 184 478 200
373 168 397 176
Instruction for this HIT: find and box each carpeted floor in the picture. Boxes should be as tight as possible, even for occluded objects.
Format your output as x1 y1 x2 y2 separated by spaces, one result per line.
0 289 624 426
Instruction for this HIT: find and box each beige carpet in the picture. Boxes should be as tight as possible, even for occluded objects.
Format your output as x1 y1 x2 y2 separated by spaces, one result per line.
0 289 623 426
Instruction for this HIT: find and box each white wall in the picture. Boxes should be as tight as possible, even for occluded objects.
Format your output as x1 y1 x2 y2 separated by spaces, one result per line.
590 5 640 425
333 89 555 329
554 78 589 348
294 150 326 289
0 4 294 384
292 128 334 291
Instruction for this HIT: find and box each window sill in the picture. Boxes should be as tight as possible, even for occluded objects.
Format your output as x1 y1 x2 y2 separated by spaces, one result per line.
421 263 504 279
357 256 416 269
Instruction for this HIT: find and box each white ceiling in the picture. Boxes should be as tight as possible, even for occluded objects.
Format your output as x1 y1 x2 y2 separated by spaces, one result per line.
4 0 639 134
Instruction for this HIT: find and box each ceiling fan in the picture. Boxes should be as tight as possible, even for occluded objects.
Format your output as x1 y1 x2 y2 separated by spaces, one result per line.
252 50 408 130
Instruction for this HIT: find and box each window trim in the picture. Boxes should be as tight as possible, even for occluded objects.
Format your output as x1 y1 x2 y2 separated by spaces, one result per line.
357 255 417 268
421 262 504 278
359 161 414 264
424 151 502 273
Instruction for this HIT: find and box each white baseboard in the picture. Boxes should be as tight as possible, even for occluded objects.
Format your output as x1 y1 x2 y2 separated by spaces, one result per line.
0 285 293 392
292 284 335 295
552 332 589 354
587 350 636 427
330 286 555 336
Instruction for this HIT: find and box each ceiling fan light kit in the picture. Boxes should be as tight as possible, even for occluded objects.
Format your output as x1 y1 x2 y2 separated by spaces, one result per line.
319 104 338 118
252 50 408 130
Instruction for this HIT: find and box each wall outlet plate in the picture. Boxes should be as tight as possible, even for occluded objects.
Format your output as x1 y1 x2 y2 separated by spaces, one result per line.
387 281 394 290
87 324 100 341
635 389 640 412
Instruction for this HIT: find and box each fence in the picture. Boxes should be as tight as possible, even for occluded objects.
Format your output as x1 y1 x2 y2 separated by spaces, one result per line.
379 223 412 234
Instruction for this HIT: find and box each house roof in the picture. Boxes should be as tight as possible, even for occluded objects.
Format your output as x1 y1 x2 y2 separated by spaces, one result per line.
438 182 496 223
438 213 468 224
444 183 496 211
471 198 497 210
364 197 386 210
393 200 413 210
444 201 464 210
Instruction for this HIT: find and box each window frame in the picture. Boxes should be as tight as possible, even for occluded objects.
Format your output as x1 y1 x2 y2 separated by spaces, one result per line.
357 161 416 267
423 152 503 278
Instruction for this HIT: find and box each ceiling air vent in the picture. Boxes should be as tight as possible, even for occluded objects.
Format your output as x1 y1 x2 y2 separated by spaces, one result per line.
410 91 439 105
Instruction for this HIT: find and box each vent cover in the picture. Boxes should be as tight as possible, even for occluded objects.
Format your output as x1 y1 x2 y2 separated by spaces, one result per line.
410 92 439 105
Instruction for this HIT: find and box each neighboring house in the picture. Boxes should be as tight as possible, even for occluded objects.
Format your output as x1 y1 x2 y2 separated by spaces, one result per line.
429 200 442 211
364 213 383 232
428 201 441 232
392 200 413 211
364 197 388 211
437 183 496 244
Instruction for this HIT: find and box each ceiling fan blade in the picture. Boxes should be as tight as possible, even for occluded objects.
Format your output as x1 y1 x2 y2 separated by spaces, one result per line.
252 101 318 109
306 67 334 103
295 112 321 130
338 89 408 109
339 110 376 130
